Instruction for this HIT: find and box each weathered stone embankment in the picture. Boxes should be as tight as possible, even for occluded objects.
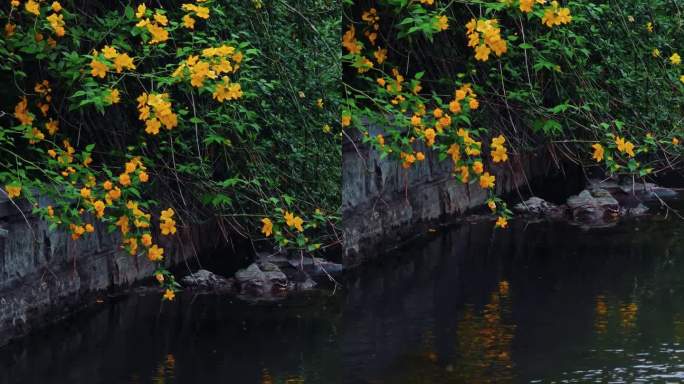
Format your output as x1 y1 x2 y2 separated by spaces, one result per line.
0 196 217 347
342 127 553 266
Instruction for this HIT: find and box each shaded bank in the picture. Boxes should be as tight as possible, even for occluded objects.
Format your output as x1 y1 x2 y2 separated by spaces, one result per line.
342 126 573 265
0 196 222 347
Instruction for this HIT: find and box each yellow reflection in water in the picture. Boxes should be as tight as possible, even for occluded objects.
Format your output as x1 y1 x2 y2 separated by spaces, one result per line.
594 295 608 335
673 314 684 343
619 301 638 331
260 368 305 384
152 354 176 384
261 368 274 384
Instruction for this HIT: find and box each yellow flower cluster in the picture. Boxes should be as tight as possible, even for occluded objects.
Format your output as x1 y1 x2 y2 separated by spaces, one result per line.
541 1 572 27
361 8 380 45
490 135 508 163
400 151 425 169
4 184 21 199
591 143 604 162
35 80 52 117
479 172 496 189
181 1 210 29
284 211 304 232
160 208 177 235
14 97 34 126
449 83 479 115
69 222 95 241
670 53 681 65
13 82 57 145
342 26 362 55
261 217 273 237
46 2 65 37
90 46 136 78
172 45 244 102
137 93 178 135
501 0 547 13
434 15 448 31
466 19 508 62
614 136 635 157
135 4 169 44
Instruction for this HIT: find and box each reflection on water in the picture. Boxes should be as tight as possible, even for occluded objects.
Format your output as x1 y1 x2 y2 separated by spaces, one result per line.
2 201 684 383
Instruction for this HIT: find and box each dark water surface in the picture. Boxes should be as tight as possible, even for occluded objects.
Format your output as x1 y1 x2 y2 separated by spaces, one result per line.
3 203 684 383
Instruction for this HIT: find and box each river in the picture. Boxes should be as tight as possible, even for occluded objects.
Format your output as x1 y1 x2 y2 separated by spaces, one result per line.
1 199 684 383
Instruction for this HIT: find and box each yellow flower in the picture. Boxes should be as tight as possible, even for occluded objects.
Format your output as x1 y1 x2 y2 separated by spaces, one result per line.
163 289 175 301
141 233 153 247
670 53 681 65
652 48 661 58
520 0 534 13
284 211 296 227
615 136 635 157
51 2 62 12
475 44 491 61
487 200 497 212
90 59 108 78
261 218 273 237
4 22 16 37
416 152 426 161
45 119 59 135
160 219 177 235
148 244 164 261
472 161 484 174
374 48 387 64
161 208 175 221
479 172 496 189
145 118 161 135
646 21 653 32
491 145 508 163
673 137 680 145
106 89 120 104
591 143 604 162
93 200 105 218
146 23 169 44
25 0 40 16
114 53 136 73
135 4 147 18
46 13 65 36
213 78 243 102
293 216 304 232
155 273 164 283
424 128 436 147
183 14 196 29
153 12 168 26
680 75 684 84
434 15 448 31
80 187 91 199
119 173 131 186
138 171 149 183
469 98 479 110
5 184 21 199
103 180 113 190
341 114 351 127
495 216 508 229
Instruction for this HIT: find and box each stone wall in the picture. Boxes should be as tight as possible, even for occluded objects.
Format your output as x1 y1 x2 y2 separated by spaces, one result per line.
0 196 217 347
342 127 553 265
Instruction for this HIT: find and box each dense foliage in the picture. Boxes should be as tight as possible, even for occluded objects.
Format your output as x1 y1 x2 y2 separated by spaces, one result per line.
0 0 341 299
343 0 684 227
